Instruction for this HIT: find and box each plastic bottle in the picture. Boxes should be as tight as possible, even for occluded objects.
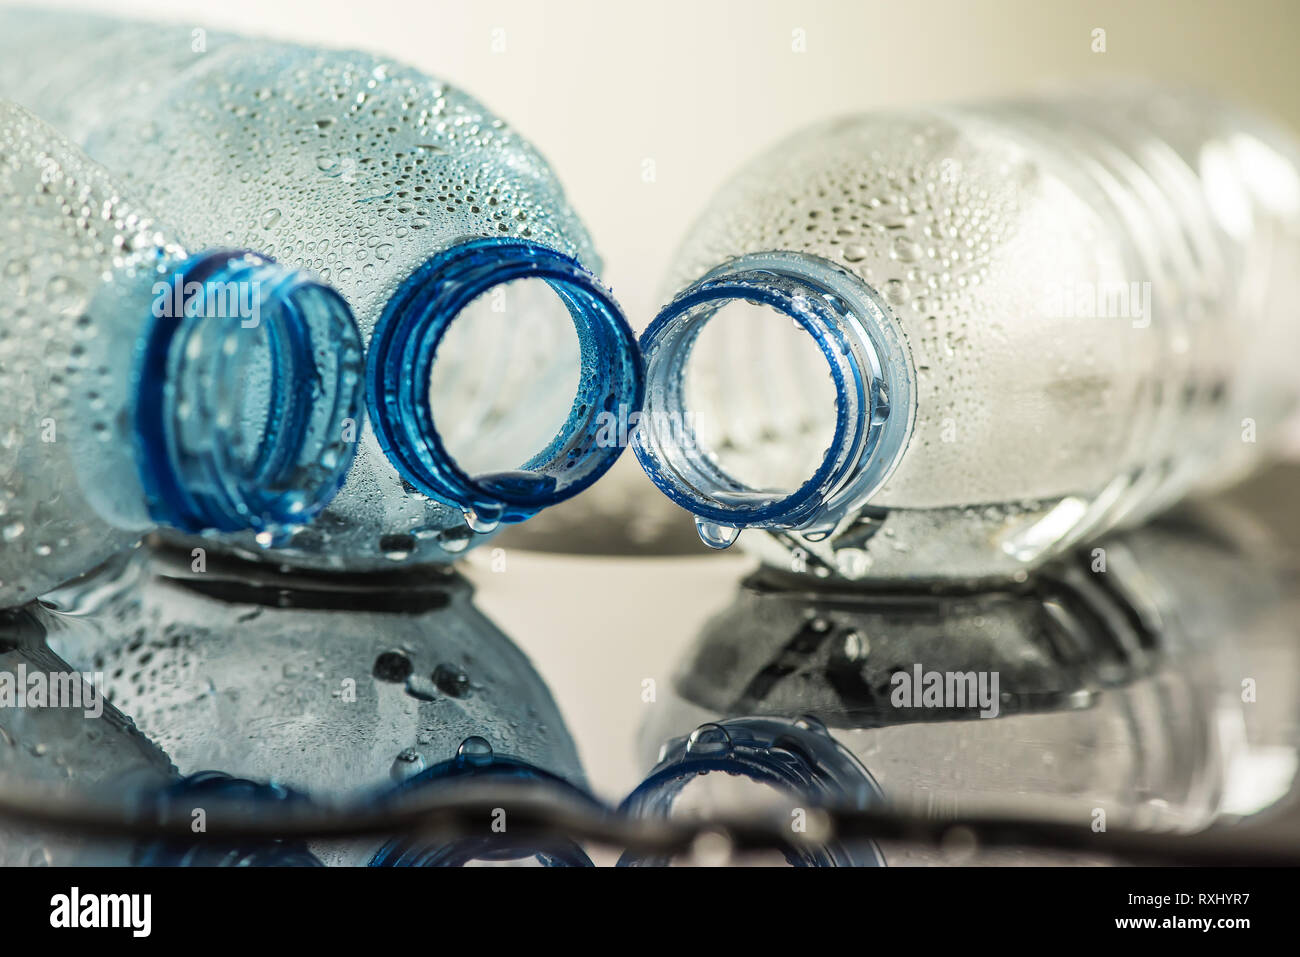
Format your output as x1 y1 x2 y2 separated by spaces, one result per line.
0 102 363 607
0 9 643 570
632 90 1300 581
0 605 319 865
635 474 1300 864
42 540 589 865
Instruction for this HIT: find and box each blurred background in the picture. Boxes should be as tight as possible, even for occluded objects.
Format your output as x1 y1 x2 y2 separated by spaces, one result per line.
13 0 1300 849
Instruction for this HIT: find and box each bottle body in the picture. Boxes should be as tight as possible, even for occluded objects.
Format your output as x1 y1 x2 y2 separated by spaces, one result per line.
0 103 363 607
636 90 1300 581
0 9 642 571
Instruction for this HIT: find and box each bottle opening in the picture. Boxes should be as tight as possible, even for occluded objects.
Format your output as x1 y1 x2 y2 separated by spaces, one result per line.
633 252 914 545
428 277 581 477
370 738 597 867
366 238 643 526
133 251 365 535
618 717 886 867
682 298 839 495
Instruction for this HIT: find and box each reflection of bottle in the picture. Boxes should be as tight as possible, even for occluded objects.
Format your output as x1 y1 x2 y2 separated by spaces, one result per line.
43 541 587 865
632 90 1300 581
371 736 598 867
0 606 319 865
638 472 1300 864
0 9 642 569
620 716 885 866
0 603 174 865
134 771 323 867
0 103 362 608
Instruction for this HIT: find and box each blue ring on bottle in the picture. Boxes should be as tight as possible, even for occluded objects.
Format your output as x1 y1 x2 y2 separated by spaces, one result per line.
133 250 364 534
618 716 887 867
134 770 324 867
370 747 598 867
365 237 644 523
633 251 914 535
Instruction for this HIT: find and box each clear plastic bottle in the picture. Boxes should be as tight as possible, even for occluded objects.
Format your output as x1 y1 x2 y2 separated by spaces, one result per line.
632 90 1300 581
0 603 174 865
0 9 643 570
635 480 1300 865
42 540 588 865
0 604 322 866
368 736 602 867
0 102 363 608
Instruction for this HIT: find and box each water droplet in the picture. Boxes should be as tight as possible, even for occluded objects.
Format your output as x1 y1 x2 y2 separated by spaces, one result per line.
390 748 426 782
260 208 282 229
890 236 921 261
432 663 470 698
695 518 740 549
685 723 732 756
794 714 829 735
378 533 415 560
463 506 501 534
456 735 494 767
435 524 473 553
372 650 413 682
883 279 910 304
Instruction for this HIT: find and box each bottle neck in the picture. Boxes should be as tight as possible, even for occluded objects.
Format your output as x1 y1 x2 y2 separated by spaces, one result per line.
633 251 915 543
619 716 885 867
365 237 643 529
370 736 598 867
130 250 364 536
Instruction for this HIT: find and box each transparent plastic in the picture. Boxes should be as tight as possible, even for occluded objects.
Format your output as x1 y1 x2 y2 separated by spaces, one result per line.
634 90 1300 581
0 103 363 607
637 487 1300 864
40 542 587 866
0 9 643 570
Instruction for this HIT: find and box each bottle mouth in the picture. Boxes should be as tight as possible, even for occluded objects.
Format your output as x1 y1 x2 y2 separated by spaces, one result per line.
365 237 643 525
370 737 599 867
132 250 365 536
618 716 886 867
632 252 914 541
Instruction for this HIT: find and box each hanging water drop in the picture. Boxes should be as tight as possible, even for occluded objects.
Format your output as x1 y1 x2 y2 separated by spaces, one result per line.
695 517 740 549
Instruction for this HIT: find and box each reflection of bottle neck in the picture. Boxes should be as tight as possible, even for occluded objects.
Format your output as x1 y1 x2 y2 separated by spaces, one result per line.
118 250 363 536
366 237 642 530
634 251 915 549
620 716 885 867
133 771 323 867
370 736 596 867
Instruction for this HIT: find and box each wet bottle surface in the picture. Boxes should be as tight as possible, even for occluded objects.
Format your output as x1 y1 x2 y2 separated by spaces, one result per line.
0 9 643 572
0 103 363 607
633 90 1300 581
